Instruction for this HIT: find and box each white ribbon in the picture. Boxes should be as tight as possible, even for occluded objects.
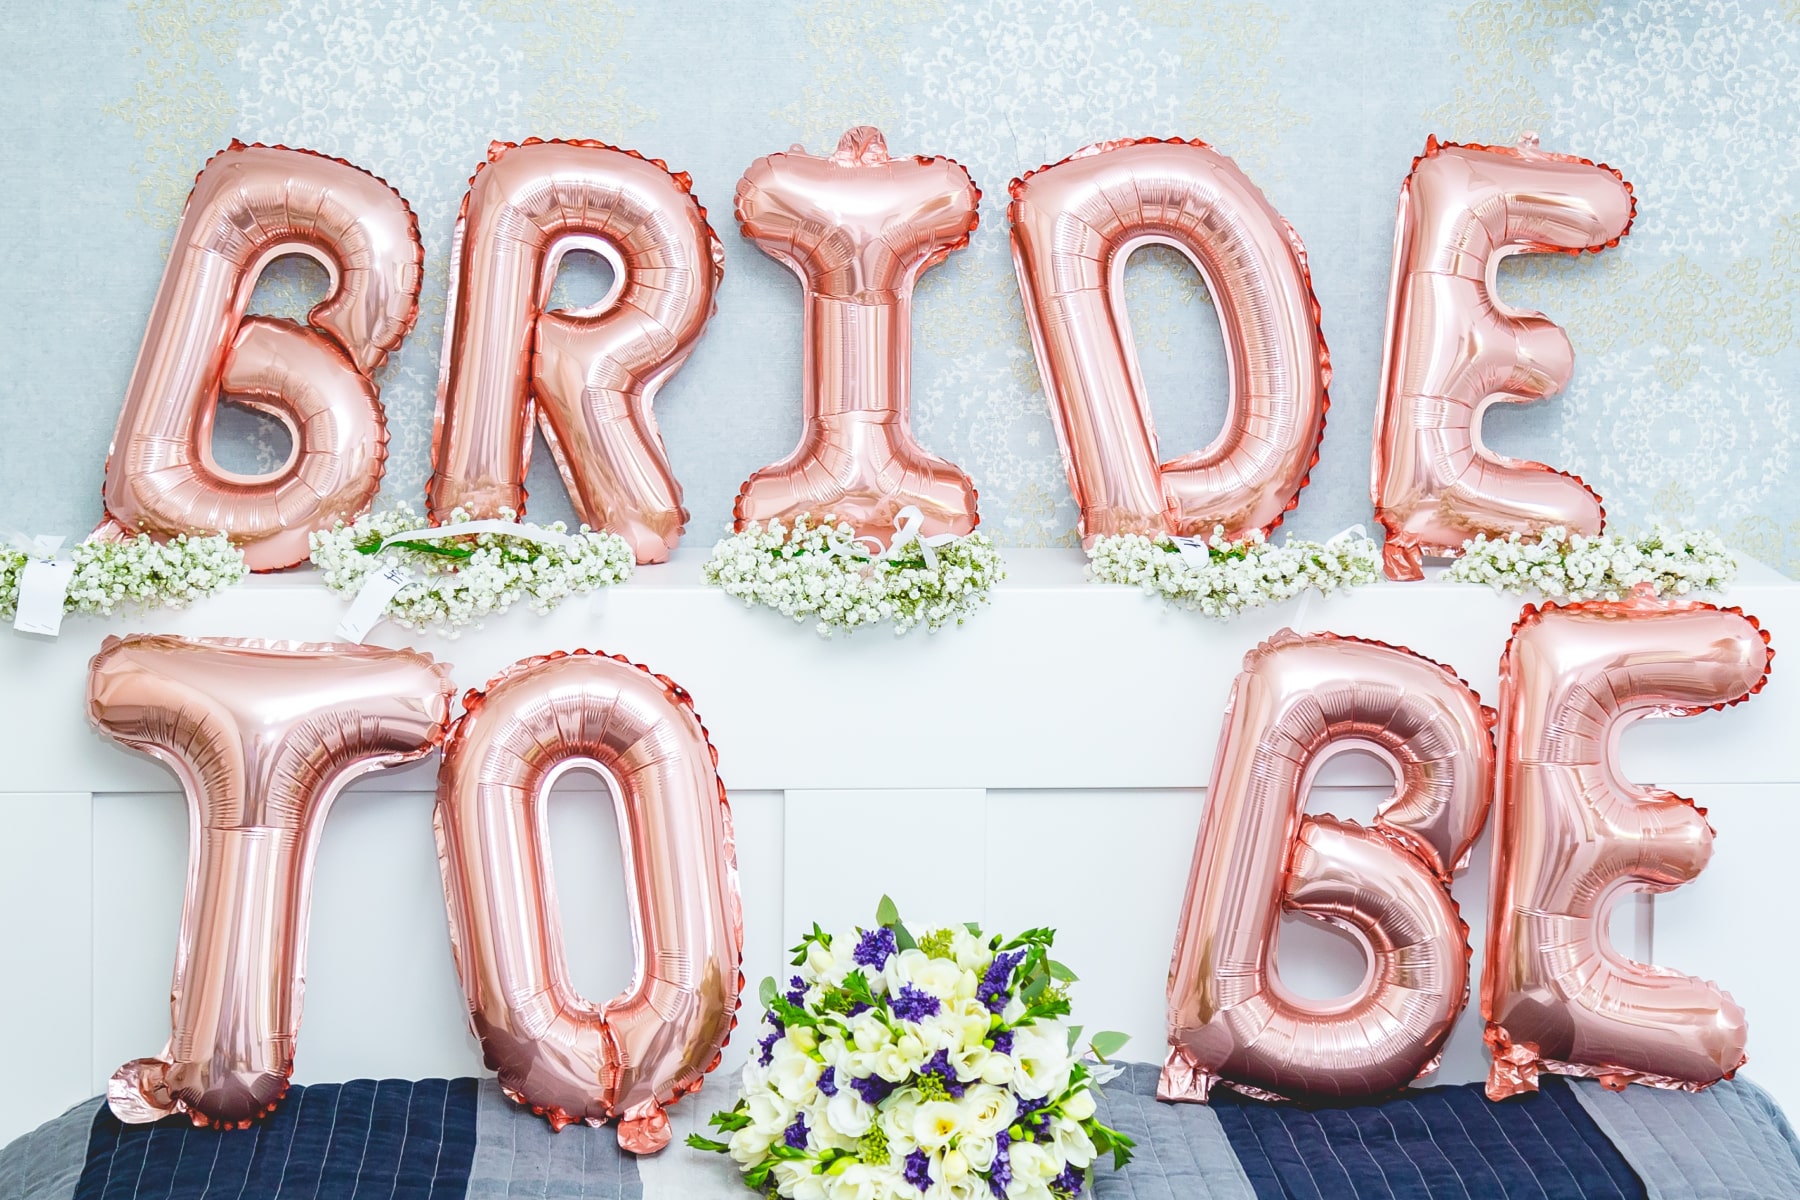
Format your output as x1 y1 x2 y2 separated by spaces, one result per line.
5 532 66 560
1324 523 1369 550
5 532 74 637
878 506 959 570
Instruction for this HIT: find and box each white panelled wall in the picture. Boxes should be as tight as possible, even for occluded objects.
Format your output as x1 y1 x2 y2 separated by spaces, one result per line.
0 550 1794 1146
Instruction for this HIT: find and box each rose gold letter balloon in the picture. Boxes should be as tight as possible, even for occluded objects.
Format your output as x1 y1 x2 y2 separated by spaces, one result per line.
433 650 743 1151
1485 590 1772 1099
100 142 423 570
1162 632 1494 1103
1009 138 1330 546
732 127 980 542
428 139 723 562
1372 135 1636 581
87 635 454 1127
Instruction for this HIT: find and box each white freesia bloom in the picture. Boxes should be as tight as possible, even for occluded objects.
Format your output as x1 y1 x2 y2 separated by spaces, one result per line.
912 1100 964 1150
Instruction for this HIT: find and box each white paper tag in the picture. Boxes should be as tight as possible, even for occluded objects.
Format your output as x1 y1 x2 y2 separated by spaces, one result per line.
336 562 413 643
13 557 77 636
1170 536 1214 570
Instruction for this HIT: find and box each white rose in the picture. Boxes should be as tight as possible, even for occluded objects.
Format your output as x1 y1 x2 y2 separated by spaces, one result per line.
850 1011 889 1053
744 1089 793 1137
774 1160 830 1200
769 1039 822 1102
912 1100 964 1151
1010 1139 1059 1182
979 1052 1015 1087
727 1124 774 1165
887 948 964 999
1060 1086 1096 1121
873 1046 913 1082
824 1163 885 1200
960 1084 1013 1138
958 1132 997 1171
826 1088 874 1139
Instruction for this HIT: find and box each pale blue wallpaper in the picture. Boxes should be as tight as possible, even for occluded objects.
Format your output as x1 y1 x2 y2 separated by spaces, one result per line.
2 2 1796 568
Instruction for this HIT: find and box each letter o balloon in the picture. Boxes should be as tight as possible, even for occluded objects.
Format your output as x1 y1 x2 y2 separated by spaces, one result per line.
433 650 743 1151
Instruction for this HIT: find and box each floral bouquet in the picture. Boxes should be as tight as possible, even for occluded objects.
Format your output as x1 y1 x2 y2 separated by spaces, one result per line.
309 504 635 634
703 514 1003 636
689 898 1133 1199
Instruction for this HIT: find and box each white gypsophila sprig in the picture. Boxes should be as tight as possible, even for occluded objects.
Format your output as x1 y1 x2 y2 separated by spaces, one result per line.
1443 526 1737 601
702 515 1004 636
1 533 246 622
1085 529 1381 617
308 504 634 635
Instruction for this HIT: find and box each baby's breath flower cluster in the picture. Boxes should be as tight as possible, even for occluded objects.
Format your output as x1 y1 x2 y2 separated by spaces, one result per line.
691 899 1133 1200
1086 529 1380 617
1443 526 1736 600
703 516 1003 636
0 533 245 621
309 504 634 634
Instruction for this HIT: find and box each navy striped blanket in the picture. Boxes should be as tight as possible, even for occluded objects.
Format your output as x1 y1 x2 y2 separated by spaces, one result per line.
4 1064 1798 1198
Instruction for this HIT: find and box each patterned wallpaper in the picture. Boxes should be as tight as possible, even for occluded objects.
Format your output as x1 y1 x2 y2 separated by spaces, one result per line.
3 1 1796 569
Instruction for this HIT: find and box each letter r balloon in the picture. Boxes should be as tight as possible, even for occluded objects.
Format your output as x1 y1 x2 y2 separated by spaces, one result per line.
428 139 724 563
1163 632 1494 1104
1009 138 1331 546
1485 591 1772 1099
732 127 981 543
1371 135 1635 580
87 636 454 1128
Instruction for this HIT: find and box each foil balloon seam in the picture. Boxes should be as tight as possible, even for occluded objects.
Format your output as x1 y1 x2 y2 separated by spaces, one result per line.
1504 593 1776 713
1007 135 1333 539
1412 133 1639 251
195 138 425 372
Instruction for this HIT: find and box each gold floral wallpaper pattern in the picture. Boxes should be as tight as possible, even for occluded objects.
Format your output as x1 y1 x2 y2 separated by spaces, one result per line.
3 1 1796 570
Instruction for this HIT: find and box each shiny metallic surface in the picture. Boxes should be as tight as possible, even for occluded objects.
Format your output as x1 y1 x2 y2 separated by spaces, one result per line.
1371 135 1636 581
433 651 742 1150
732 127 980 542
99 142 422 570
1162 631 1493 1103
427 139 723 563
1484 590 1773 1099
87 635 455 1127
1008 137 1329 546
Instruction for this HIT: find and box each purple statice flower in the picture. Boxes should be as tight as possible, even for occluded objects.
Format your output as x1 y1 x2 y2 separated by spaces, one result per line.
850 1073 895 1105
1051 1162 1085 1197
757 1012 785 1065
990 1029 1014 1056
817 1065 838 1097
783 1113 809 1151
977 950 1027 1013
987 1130 1013 1198
853 926 898 970
847 1001 871 1017
891 984 941 1023
785 975 807 1005
904 1148 933 1191
1016 1096 1052 1138
919 1048 966 1098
